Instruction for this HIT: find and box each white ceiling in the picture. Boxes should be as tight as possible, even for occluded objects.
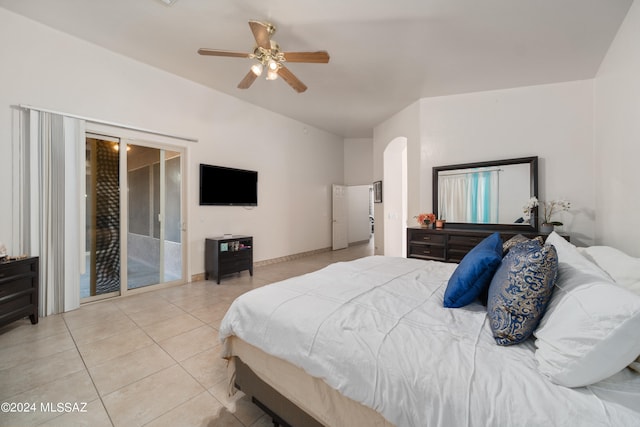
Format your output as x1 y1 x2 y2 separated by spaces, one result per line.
0 0 633 137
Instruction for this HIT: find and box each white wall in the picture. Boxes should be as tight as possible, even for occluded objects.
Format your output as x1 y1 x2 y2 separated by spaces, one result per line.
0 8 344 278
344 138 373 185
374 80 596 246
594 0 640 257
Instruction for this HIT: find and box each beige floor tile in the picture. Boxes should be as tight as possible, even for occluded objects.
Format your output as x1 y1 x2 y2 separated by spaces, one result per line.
140 312 204 342
180 344 227 389
169 294 221 312
154 282 209 300
77 327 154 367
0 369 99 426
70 315 138 345
102 364 204 427
0 315 68 348
206 383 267 427
233 395 269 427
0 348 86 400
0 330 75 371
158 325 217 361
143 391 224 427
203 408 245 427
38 398 112 427
208 378 245 411
125 302 186 327
115 294 176 315
88 343 176 395
189 301 232 325
63 304 127 332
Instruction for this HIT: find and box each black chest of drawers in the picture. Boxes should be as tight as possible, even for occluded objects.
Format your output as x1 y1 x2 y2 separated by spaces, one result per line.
0 257 39 327
407 228 564 263
205 236 253 284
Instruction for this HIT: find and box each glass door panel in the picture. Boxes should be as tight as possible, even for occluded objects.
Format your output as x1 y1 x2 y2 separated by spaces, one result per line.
127 145 182 290
81 137 121 300
127 145 161 289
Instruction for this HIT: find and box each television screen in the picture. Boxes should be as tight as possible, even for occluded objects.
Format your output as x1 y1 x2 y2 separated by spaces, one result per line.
199 164 258 206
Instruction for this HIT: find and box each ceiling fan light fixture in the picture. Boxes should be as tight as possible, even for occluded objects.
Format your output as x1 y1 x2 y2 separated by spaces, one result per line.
250 62 263 76
157 0 178 6
267 59 279 71
266 69 279 80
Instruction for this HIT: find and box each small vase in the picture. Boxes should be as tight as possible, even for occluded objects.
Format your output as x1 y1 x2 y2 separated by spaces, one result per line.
435 219 445 229
540 223 554 233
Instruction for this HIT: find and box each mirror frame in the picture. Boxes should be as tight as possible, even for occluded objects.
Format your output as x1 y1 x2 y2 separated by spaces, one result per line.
432 156 539 232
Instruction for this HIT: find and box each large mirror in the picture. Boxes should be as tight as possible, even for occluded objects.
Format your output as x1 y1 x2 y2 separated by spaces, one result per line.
433 156 538 232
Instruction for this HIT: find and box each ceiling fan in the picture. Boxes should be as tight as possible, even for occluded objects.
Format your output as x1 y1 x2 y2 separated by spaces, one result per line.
198 20 330 93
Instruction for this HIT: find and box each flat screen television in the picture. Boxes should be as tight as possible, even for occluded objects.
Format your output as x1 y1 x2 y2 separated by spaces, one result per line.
199 164 258 206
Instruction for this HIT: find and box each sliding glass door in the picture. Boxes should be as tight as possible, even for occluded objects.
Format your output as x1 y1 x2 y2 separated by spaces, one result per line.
81 135 184 302
127 144 183 290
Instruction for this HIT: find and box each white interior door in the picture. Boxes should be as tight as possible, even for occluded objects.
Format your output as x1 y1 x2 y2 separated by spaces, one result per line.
332 184 348 250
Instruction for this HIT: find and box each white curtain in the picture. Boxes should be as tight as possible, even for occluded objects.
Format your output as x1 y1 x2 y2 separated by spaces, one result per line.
16 110 85 316
439 171 499 223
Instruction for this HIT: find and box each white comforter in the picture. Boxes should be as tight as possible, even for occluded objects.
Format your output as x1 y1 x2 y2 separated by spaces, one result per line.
219 256 640 427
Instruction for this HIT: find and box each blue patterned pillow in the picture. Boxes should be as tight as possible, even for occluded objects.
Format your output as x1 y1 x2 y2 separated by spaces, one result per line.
487 240 558 345
444 232 503 308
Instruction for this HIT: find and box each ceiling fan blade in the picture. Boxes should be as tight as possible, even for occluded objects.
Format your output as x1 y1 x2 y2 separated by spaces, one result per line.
198 48 251 58
249 20 272 50
277 65 307 93
282 51 330 63
237 70 258 89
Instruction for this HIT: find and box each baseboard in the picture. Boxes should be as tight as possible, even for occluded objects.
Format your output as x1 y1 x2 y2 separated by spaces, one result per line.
253 247 332 267
191 272 205 282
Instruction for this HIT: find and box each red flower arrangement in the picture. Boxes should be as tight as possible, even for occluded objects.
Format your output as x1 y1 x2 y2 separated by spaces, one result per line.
415 213 436 226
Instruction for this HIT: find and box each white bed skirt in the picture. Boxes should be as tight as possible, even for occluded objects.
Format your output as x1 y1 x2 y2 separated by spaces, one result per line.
224 337 395 427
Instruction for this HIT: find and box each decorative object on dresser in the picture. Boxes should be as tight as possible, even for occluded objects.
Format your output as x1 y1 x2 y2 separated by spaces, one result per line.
433 156 539 232
406 227 566 263
0 256 39 327
205 236 253 284
414 212 436 228
522 197 571 233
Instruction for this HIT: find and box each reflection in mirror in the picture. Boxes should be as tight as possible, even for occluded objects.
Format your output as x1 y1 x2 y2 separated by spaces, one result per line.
433 157 538 231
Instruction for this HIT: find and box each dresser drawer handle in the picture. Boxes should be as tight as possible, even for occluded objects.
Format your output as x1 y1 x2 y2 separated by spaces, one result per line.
423 250 431 254
422 236 431 241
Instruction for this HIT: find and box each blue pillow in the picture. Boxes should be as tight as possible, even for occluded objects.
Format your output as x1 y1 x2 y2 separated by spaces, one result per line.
443 232 503 308
487 240 558 345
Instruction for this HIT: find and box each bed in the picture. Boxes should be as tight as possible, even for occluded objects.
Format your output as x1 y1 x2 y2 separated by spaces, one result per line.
219 232 640 427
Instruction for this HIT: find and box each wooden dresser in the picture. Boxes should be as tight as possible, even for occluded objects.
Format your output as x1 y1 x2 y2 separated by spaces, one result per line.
0 256 39 327
407 227 562 263
205 236 253 284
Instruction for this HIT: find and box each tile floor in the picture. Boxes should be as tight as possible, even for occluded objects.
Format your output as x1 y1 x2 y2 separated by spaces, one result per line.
0 241 373 427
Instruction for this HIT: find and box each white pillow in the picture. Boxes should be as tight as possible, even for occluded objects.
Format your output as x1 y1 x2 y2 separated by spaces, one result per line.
578 246 640 295
534 232 640 387
578 246 640 377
